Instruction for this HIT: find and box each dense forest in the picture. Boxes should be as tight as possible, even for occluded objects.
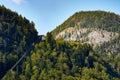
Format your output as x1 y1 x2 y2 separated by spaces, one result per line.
0 6 120 80
0 5 38 79
3 32 120 80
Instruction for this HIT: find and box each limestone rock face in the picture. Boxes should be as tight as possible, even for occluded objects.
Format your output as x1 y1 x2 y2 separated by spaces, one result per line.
56 27 119 45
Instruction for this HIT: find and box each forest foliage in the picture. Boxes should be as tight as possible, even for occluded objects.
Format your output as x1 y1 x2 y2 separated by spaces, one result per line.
4 32 120 80
0 5 38 79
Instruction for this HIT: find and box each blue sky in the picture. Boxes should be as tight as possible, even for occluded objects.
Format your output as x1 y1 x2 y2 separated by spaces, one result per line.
0 0 120 35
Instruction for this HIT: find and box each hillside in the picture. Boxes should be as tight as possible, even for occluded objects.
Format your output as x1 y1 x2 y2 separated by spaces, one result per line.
3 33 120 80
0 5 38 79
52 11 120 55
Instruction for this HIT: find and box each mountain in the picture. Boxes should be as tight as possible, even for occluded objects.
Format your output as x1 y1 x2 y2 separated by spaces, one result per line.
1 6 120 80
52 11 120 55
0 5 38 79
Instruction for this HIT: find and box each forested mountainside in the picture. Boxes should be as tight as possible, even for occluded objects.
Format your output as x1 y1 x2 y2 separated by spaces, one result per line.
52 11 120 35
52 11 120 56
3 32 120 80
1 6 120 80
0 5 38 79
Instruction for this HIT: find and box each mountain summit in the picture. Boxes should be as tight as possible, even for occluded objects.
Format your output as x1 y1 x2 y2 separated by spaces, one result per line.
52 11 120 35
52 11 120 55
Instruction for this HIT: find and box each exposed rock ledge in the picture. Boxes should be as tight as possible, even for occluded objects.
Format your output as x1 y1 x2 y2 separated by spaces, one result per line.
56 27 119 45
